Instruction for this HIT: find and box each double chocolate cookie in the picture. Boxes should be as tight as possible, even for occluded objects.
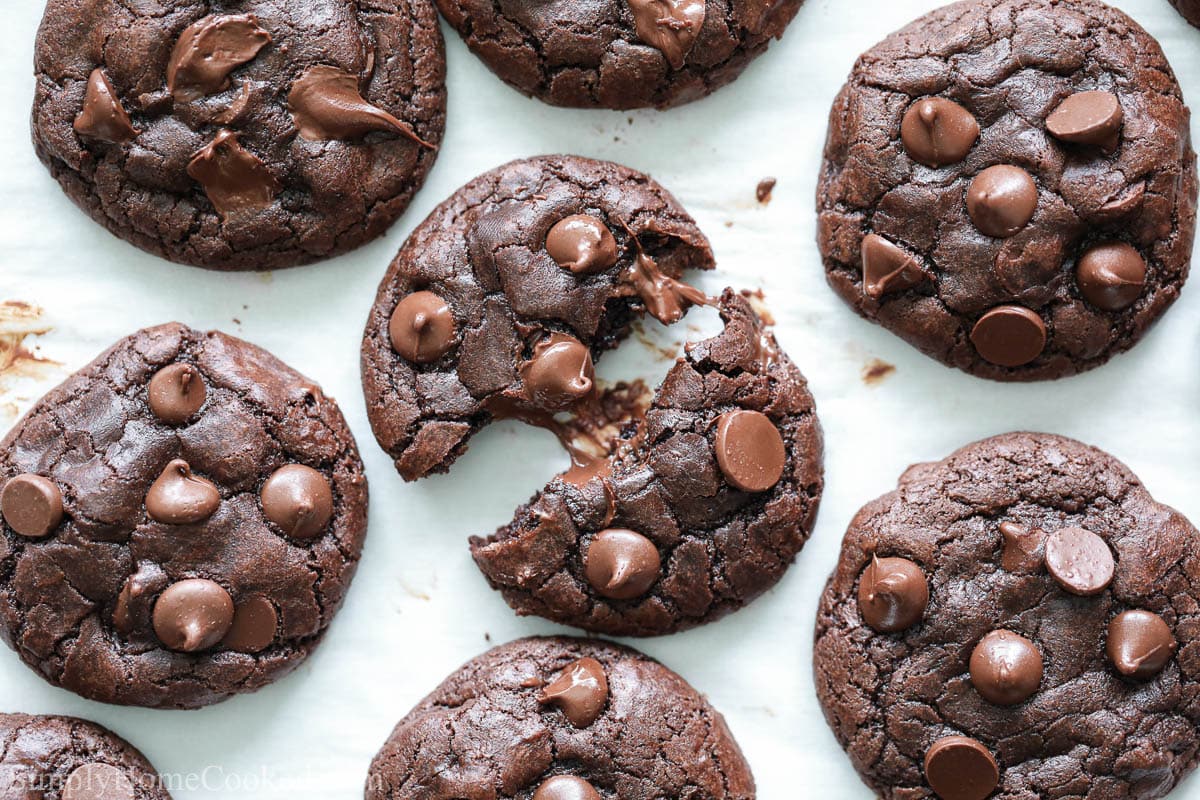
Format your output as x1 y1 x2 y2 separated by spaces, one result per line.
361 155 823 636
365 636 755 799
32 0 446 270
0 323 368 708
0 713 169 799
1171 0 1200 26
816 0 1197 381
434 0 804 108
814 432 1200 799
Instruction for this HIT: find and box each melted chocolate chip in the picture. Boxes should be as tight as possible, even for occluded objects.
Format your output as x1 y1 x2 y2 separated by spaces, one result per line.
1076 242 1146 311
713 409 786 492
152 578 235 652
1 474 64 538
546 215 619 274
187 129 280 218
223 595 278 654
858 555 928 633
147 363 206 425
969 306 1046 368
923 736 999 800
969 630 1043 706
538 657 609 727
288 65 434 147
966 165 1038 238
520 333 595 411
167 14 272 101
63 762 136 800
389 291 457 363
627 0 706 70
1046 90 1123 151
73 68 137 144
901 98 980 168
145 460 220 525
861 233 926 298
533 776 602 800
260 464 333 540
622 252 707 324
1107 609 1176 679
585 528 661 601
998 522 1045 573
1044 526 1114 596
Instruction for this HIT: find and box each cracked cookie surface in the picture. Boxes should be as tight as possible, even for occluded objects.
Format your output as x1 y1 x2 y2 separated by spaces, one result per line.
816 0 1197 381
814 432 1200 799
365 636 755 799
0 323 368 709
433 0 804 108
32 0 446 271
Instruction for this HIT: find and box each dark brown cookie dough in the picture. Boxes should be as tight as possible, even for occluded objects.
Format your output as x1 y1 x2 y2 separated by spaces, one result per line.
814 432 1200 799
434 0 804 109
1171 0 1200 26
816 0 1197 381
0 713 170 799
365 636 755 799
0 323 368 709
32 0 446 271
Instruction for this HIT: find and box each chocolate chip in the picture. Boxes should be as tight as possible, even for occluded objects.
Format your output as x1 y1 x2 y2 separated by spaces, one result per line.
520 333 595 411
622 251 708 325
966 165 1038 238
901 98 980 167
1046 90 1123 151
63 762 136 800
1076 242 1146 311
152 578 235 652
923 736 999 800
998 522 1045 573
145 459 220 525
860 233 926 299
858 555 928 633
167 14 272 101
1 474 63 538
113 563 166 635
969 630 1043 706
187 129 280 218
1107 609 1176 679
288 65 434 147
970 306 1046 368
713 409 786 492
533 776 602 800
756 177 776 204
260 464 333 539
585 528 661 601
389 290 457 363
1044 526 1114 596
147 363 206 425
223 595 278 654
73 68 137 144
546 215 619 274
538 656 609 727
627 0 706 70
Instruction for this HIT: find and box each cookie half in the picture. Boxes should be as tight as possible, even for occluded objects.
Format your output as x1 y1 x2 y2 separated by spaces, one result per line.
365 636 755 799
1171 0 1200 27
434 0 804 108
814 432 1200 799
32 0 446 270
0 713 169 799
0 323 368 709
816 0 1197 381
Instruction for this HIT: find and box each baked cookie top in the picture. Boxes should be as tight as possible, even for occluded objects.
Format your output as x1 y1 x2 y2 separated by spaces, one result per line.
814 432 1200 800
816 0 1197 381
366 636 755 799
0 323 368 709
32 0 446 270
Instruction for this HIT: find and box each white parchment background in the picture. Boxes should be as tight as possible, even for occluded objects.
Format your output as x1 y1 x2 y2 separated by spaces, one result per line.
1 0 1198 797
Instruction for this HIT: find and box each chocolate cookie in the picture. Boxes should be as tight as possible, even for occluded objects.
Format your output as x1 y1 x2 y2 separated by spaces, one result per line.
814 432 1200 799
1171 0 1200 26
32 0 446 271
816 0 1197 381
365 636 755 799
0 713 170 799
0 323 368 709
434 0 804 109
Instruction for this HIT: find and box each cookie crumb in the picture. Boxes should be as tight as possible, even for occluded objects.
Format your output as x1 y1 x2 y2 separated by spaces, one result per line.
756 177 777 204
862 359 896 385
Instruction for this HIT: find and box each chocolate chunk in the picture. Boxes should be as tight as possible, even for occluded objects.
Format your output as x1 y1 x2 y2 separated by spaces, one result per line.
713 409 786 492
857 555 928 633
223 595 278 654
260 464 333 540
147 363 206 425
1 474 64 538
970 306 1046 367
63 762 136 800
627 0 706 70
288 65 434 147
1046 90 1123 151
861 234 926 298
520 333 595 411
1044 526 1114 596
546 215 619 274
901 98 980 167
1107 609 1176 679
969 630 1043 705
1076 242 1146 311
584 528 661 601
389 291 457 364
186 129 280 218
538 656 609 727
145 460 220 525
998 522 1045 573
167 14 272 101
73 68 137 144
152 578 235 652
966 165 1038 238
756 177 777 204
923 736 999 800
533 776 601 800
